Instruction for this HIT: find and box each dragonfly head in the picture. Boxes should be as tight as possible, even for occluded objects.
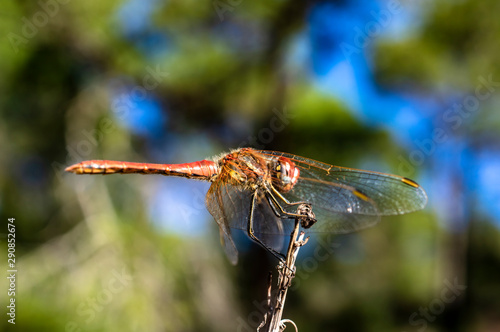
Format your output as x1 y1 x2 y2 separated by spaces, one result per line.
271 156 300 193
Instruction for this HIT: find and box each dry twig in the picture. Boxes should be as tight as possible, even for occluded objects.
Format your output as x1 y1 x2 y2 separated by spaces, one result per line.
258 204 315 331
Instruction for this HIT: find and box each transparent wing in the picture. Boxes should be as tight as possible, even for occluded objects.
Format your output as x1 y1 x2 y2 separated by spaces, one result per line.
206 182 239 265
259 150 427 215
258 150 427 234
206 182 290 259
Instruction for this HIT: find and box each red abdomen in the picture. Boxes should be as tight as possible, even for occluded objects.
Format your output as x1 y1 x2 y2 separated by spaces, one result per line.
65 160 219 180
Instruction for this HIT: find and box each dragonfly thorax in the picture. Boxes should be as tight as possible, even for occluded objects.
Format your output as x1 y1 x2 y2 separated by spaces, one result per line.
220 149 268 189
220 149 300 193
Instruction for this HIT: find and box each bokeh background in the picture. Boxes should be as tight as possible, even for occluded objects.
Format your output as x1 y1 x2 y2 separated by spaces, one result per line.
1 0 500 331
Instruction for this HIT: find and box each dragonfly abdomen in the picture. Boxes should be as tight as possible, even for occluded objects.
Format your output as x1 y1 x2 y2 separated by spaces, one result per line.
65 160 219 180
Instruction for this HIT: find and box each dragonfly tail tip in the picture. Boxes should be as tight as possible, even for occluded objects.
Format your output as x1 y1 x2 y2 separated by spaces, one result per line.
65 164 78 173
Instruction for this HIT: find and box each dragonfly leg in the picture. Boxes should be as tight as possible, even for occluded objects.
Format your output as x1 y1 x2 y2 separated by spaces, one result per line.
265 192 310 220
265 185 317 222
269 185 309 207
265 193 284 218
247 191 286 263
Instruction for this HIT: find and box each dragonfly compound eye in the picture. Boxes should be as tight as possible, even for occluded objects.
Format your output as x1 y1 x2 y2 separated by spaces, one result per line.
272 157 300 193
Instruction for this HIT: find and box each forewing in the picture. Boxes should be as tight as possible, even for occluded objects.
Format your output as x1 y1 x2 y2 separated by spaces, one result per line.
258 150 427 234
259 150 427 215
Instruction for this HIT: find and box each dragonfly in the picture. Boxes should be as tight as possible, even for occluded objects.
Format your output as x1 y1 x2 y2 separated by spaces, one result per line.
66 148 427 264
